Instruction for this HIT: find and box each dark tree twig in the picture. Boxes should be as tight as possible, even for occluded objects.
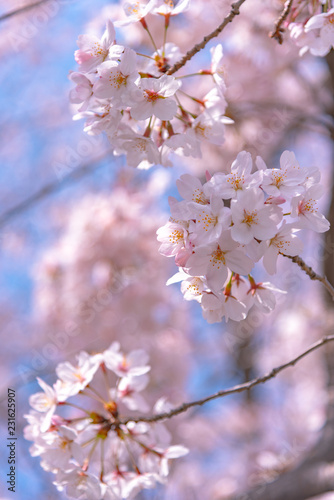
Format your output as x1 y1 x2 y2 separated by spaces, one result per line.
0 0 52 23
166 0 247 75
120 334 334 424
270 0 294 44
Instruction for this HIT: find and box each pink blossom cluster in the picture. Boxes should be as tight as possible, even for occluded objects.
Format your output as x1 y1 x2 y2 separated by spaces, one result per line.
24 343 188 499
157 150 330 323
69 3 232 168
287 1 334 56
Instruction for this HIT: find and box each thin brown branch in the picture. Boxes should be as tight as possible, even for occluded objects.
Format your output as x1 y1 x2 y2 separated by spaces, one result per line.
270 0 294 44
283 254 334 300
0 0 51 22
166 0 247 76
121 334 334 424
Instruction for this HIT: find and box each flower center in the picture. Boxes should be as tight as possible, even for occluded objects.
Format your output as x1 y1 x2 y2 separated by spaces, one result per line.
231 174 244 190
109 71 127 89
90 42 107 58
327 14 334 24
242 209 258 226
169 229 183 243
198 210 218 230
211 247 226 269
192 188 207 204
144 90 161 102
155 55 170 73
272 170 286 187
186 278 202 295
133 139 147 152
126 2 141 17
299 198 316 214
74 372 86 383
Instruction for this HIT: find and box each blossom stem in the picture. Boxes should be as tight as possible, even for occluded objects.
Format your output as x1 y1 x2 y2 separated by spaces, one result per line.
142 21 159 52
100 439 105 481
81 436 98 448
176 72 211 79
175 114 192 125
79 390 106 405
174 93 184 110
61 401 91 415
69 416 91 423
136 52 155 60
124 437 142 474
83 437 99 470
163 22 168 57
86 384 108 403
101 363 111 396
132 436 163 457
178 88 205 105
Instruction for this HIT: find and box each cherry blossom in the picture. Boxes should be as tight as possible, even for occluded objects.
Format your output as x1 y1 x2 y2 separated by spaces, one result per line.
186 110 230 150
25 345 188 499
205 151 261 199
201 292 226 324
185 231 253 292
291 185 330 233
56 351 101 397
110 129 160 168
93 48 139 104
230 188 282 245
156 220 191 264
103 342 150 377
29 378 59 432
145 43 184 76
288 4 334 57
257 151 306 198
210 44 227 94
55 469 103 500
262 223 304 275
130 74 181 120
243 278 286 314
113 374 150 411
177 173 209 204
153 0 190 18
75 20 118 73
304 8 334 57
115 0 158 27
69 73 94 112
74 103 122 136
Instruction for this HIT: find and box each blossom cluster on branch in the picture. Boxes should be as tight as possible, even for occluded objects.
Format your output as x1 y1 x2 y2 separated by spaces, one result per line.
69 3 232 169
287 1 334 56
20 0 334 498
157 150 330 323
24 343 188 500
